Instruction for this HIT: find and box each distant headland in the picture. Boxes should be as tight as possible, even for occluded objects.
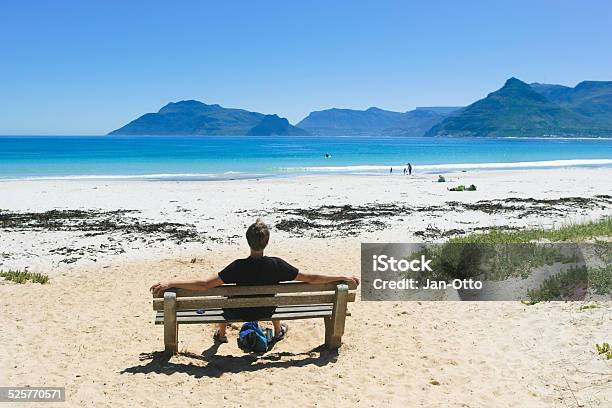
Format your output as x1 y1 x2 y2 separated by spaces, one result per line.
108 100 308 136
109 78 612 137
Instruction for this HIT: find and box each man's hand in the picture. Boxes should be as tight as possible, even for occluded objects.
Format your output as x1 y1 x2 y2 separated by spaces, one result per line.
343 276 360 286
150 281 170 296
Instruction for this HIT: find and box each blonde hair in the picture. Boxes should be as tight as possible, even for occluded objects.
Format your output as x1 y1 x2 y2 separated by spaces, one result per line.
246 218 270 251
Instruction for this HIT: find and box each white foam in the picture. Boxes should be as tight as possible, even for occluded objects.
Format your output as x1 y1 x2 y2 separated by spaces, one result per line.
1 173 216 181
494 136 612 140
279 159 612 172
2 159 611 181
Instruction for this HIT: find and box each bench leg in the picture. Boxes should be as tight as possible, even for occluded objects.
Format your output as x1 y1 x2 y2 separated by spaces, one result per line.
164 322 178 354
324 316 342 349
325 284 348 349
164 290 178 355
324 317 332 345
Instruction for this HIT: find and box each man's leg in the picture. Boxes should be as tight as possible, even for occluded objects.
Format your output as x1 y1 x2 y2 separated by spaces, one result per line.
272 319 289 340
272 320 281 336
213 322 228 343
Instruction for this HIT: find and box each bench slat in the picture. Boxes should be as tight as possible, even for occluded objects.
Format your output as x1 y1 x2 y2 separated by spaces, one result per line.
155 303 333 319
158 311 332 324
153 292 355 311
152 281 358 298
155 305 351 324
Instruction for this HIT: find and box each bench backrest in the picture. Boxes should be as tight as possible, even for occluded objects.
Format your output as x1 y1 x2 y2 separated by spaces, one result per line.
152 281 357 311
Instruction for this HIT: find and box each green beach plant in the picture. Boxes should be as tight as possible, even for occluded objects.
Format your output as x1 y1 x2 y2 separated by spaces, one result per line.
404 218 611 302
588 264 612 295
595 342 612 360
526 266 589 303
408 242 576 284
0 269 49 284
449 217 611 244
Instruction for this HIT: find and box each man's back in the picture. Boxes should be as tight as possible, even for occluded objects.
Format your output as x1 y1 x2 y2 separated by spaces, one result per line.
218 256 299 321
219 256 298 286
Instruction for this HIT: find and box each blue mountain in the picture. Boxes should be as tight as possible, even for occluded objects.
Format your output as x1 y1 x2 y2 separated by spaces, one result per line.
109 100 308 136
426 78 612 137
296 106 461 136
531 80 612 125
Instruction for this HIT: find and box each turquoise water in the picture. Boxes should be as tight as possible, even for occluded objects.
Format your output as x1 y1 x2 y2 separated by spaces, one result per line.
1 135 611 180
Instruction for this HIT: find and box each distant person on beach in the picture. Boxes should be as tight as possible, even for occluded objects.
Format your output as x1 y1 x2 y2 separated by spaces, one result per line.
403 168 406 175
407 163 412 175
390 167 393 173
150 219 359 344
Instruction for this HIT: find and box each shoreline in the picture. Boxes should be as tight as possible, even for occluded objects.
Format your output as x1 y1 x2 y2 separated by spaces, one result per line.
2 158 612 182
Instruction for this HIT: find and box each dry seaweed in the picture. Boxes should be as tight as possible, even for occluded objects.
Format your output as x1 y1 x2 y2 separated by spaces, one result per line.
273 195 612 237
0 209 203 243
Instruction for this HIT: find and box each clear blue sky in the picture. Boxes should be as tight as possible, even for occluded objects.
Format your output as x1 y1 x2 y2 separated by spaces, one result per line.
1 0 611 135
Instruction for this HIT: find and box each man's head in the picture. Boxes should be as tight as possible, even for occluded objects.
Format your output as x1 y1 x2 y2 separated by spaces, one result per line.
246 218 270 252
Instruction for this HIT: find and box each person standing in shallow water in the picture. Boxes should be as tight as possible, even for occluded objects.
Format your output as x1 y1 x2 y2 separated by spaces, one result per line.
407 163 412 175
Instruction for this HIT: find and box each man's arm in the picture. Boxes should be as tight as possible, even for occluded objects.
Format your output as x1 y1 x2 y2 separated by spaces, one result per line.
150 275 224 296
296 272 359 286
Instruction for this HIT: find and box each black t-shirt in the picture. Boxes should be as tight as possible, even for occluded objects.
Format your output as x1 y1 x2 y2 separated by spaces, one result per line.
218 256 299 285
217 256 299 321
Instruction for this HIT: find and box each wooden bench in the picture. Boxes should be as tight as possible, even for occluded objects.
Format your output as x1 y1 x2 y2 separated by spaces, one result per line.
152 281 357 354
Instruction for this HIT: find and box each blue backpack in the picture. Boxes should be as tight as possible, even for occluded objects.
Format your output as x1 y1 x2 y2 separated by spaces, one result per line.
237 322 273 353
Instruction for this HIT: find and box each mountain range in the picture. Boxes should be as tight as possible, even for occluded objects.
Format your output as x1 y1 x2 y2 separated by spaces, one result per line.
109 78 612 137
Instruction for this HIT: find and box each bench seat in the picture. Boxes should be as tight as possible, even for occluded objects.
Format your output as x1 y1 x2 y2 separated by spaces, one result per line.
155 304 351 324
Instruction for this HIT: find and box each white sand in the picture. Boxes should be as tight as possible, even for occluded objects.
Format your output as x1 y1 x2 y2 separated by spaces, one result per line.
1 167 611 407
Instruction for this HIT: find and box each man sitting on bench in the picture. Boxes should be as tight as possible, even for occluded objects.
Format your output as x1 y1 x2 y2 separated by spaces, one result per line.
150 219 359 343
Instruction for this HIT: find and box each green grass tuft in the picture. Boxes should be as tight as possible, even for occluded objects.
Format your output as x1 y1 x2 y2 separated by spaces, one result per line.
437 218 611 304
526 266 588 303
595 342 612 360
450 217 612 244
588 264 612 295
0 269 49 284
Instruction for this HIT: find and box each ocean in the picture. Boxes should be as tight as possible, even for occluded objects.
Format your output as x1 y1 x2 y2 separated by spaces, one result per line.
1 135 611 180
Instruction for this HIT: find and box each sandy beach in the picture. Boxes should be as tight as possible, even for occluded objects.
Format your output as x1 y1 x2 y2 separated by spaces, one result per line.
1 167 611 407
